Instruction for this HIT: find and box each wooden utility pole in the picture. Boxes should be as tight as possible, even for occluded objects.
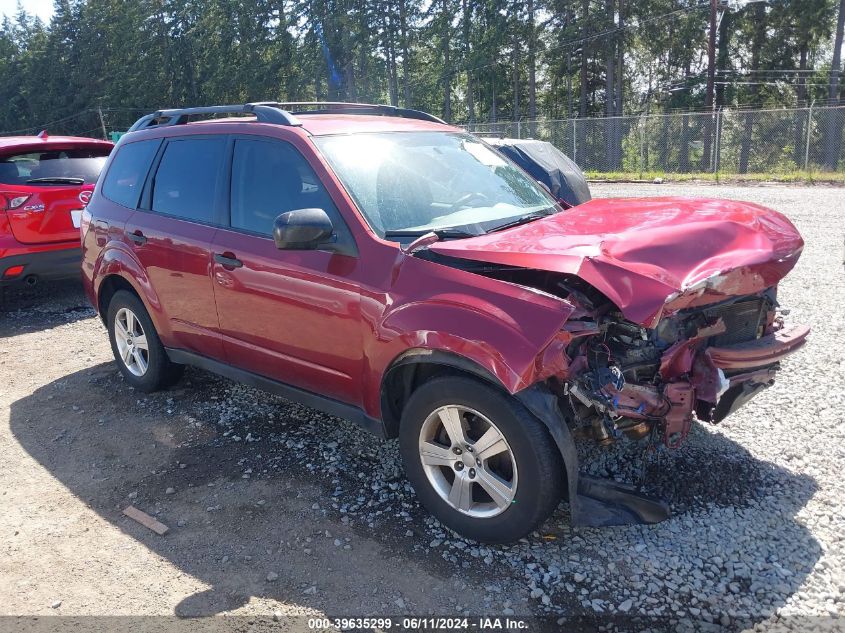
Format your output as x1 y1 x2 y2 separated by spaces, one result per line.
702 0 718 170
527 0 536 127
98 106 108 140
823 0 845 169
704 0 717 113
830 0 845 105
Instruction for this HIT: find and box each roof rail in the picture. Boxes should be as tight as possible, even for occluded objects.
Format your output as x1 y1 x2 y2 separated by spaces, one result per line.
276 102 447 124
127 103 301 132
126 101 446 133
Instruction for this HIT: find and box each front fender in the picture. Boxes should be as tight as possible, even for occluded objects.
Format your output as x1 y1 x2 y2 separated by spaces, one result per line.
380 295 572 394
361 252 578 418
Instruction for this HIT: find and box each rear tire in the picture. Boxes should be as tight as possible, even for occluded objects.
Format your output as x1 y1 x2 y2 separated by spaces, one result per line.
399 376 563 543
107 290 183 392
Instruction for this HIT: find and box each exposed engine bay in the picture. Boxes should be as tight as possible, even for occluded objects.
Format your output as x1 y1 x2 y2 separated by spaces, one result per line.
422 254 810 451
560 288 782 450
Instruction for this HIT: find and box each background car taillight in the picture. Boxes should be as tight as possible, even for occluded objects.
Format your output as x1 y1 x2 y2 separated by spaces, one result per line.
2 264 24 279
1 193 31 211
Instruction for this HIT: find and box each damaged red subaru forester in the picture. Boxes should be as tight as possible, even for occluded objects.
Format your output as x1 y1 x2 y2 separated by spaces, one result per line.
81 102 809 543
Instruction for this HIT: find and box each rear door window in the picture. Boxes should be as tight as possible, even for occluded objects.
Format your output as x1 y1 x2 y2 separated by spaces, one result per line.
0 147 110 186
101 139 160 209
151 138 226 224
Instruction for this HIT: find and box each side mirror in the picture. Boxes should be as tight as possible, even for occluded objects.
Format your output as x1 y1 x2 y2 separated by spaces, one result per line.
273 208 334 250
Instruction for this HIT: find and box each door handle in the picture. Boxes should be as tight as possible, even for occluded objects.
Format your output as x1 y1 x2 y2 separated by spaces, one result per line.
128 231 147 245
214 253 243 268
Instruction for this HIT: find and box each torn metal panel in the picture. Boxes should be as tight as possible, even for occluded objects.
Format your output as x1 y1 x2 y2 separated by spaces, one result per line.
515 383 671 527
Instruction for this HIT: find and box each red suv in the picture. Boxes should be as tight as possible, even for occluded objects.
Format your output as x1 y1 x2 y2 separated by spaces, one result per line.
82 103 808 542
1 134 113 286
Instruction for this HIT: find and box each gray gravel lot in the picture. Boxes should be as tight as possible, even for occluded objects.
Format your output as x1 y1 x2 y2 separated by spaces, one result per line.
0 183 842 632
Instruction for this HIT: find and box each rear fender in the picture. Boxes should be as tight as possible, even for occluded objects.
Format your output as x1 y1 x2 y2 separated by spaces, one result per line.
93 241 169 339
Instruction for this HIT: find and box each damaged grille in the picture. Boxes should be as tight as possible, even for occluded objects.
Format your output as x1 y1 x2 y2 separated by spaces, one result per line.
707 298 767 346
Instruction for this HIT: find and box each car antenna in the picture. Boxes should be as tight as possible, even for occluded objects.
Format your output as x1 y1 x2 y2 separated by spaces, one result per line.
37 130 48 140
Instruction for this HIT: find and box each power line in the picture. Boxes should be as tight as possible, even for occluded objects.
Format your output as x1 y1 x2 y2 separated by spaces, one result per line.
451 3 712 82
715 81 834 87
0 110 96 135
0 106 160 136
717 69 826 75
548 3 711 54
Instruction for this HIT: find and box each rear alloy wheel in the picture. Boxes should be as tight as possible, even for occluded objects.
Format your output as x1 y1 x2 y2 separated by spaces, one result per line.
107 290 183 392
113 307 149 377
400 376 563 543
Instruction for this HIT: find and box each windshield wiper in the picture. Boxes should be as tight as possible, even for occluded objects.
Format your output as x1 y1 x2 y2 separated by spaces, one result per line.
26 177 85 185
384 228 479 240
486 209 556 233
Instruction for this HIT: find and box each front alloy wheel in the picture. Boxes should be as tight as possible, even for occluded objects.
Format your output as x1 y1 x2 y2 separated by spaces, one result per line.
399 376 563 543
419 405 518 518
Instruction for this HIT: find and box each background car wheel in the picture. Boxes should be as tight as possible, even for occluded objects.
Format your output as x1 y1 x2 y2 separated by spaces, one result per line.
107 290 183 392
399 376 564 543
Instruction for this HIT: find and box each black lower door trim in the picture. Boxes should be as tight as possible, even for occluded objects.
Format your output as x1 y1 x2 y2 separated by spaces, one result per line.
165 348 385 438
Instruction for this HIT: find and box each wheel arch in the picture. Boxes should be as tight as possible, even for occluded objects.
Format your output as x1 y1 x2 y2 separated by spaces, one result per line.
379 349 508 439
381 348 579 502
97 274 140 325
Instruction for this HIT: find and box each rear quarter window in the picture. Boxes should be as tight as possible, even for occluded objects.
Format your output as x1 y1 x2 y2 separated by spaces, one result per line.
102 139 161 209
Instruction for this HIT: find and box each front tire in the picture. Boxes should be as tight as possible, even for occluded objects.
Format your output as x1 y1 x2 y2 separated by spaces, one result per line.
399 376 563 543
107 290 183 392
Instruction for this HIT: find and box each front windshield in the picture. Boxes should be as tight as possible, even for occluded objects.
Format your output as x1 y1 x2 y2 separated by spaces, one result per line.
313 131 559 238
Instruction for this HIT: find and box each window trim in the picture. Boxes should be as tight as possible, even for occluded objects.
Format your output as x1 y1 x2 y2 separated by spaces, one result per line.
136 134 229 228
100 138 162 210
220 134 358 257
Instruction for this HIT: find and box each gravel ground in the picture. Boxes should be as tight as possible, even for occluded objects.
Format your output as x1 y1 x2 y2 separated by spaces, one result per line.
0 183 842 632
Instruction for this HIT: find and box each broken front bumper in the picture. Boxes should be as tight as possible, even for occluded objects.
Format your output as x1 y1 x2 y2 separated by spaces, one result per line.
591 322 810 444
704 323 810 422
707 323 810 370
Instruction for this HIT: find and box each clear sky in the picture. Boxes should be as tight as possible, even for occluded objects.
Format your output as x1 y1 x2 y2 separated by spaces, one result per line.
0 0 54 23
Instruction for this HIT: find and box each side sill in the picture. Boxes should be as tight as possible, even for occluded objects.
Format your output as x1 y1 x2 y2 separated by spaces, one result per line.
165 348 386 439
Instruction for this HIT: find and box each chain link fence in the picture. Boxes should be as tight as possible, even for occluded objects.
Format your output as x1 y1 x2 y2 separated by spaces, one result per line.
468 106 845 177
5 105 845 177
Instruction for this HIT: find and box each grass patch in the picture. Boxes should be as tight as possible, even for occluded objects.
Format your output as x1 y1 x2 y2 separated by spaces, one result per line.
585 170 845 185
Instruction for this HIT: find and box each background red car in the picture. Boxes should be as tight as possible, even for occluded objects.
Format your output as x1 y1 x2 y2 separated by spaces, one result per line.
0 133 113 286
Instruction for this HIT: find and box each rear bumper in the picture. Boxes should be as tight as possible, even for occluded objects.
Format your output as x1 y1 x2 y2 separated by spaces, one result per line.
0 246 82 285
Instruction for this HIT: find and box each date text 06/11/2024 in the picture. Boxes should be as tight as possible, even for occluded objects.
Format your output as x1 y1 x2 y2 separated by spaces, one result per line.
306 617 530 630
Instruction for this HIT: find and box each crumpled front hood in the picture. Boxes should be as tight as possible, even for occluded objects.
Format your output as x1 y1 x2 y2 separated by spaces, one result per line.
428 197 804 327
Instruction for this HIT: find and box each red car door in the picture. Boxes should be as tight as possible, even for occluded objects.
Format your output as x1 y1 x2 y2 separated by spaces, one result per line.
125 136 227 359
211 136 364 406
